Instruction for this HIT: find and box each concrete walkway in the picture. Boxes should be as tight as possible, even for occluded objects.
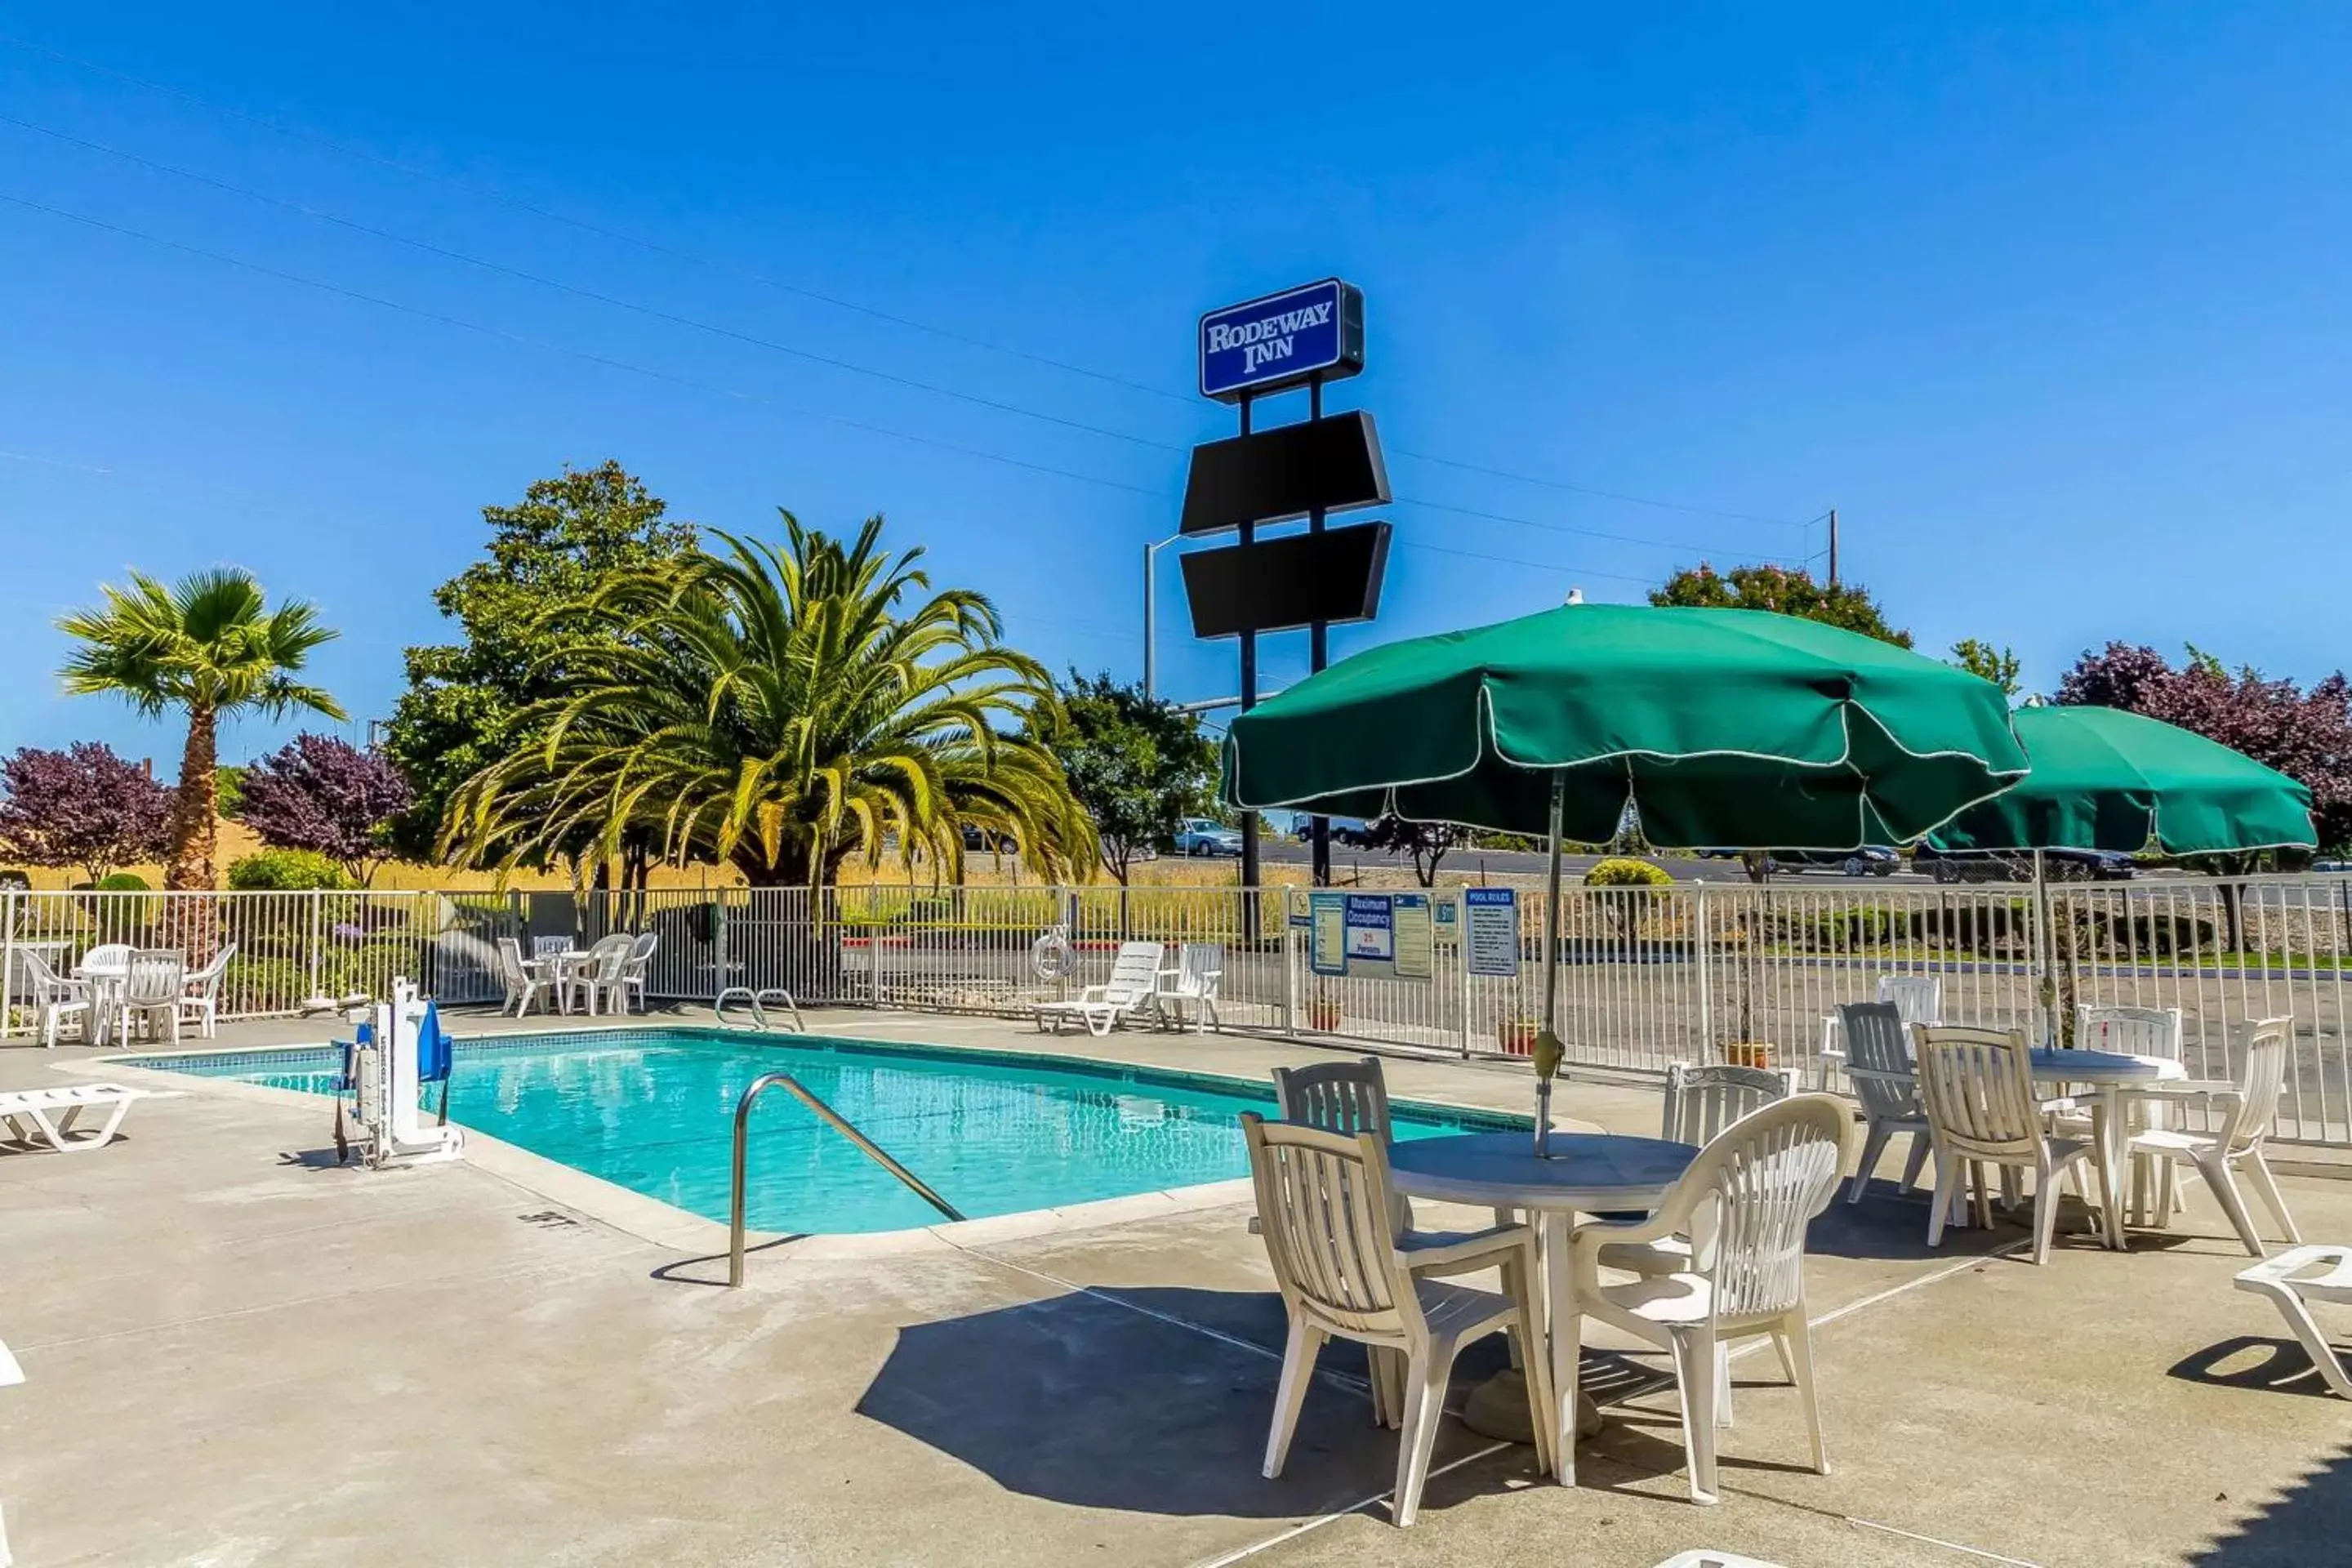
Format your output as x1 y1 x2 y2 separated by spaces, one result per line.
0 1009 2345 1565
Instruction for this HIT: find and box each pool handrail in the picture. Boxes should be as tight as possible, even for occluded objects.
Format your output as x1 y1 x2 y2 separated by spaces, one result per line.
729 1071 964 1285
715 986 806 1033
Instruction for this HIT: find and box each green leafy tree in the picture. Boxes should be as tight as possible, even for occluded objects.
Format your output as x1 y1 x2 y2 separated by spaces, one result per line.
385 461 694 863
1650 564 1911 648
443 513 1096 887
1038 672 1218 884
57 568 341 889
1359 815 1464 887
1949 638 2024 697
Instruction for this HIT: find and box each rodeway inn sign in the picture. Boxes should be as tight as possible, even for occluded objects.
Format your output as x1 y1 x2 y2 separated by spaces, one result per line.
1197 278 1365 403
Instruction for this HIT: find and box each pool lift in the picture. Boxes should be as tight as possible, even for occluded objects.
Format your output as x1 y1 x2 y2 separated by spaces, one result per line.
333 976 465 1169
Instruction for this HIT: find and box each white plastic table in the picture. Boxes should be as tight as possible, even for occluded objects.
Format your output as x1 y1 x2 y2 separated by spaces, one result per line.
2027 1046 2188 1250
1388 1130 1700 1480
73 952 130 1045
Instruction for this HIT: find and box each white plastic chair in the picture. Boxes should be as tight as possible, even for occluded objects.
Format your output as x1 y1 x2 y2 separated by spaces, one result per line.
2125 1017 2300 1258
496 938 549 1017
1243 1113 1553 1526
16 948 92 1048
1156 942 1225 1032
1664 1062 1789 1146
613 932 659 1014
531 935 573 960
2074 1004 2186 1223
571 933 635 1015
176 942 237 1039
1565 1094 1851 1503
1816 974 1942 1089
1597 1064 1793 1277
1913 1024 2102 1265
2236 1245 2352 1400
113 950 185 1046
1838 1001 1932 1205
1034 941 1165 1036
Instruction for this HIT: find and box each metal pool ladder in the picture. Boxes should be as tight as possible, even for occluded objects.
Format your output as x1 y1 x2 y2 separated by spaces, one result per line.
728 1071 965 1286
715 985 805 1033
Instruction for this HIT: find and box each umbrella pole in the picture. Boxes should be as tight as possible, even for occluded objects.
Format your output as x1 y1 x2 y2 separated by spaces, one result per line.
2034 849 2057 1046
1536 774 1565 1157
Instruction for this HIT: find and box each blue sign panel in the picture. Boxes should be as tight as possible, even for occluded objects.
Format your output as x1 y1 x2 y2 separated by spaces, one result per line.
1198 278 1365 403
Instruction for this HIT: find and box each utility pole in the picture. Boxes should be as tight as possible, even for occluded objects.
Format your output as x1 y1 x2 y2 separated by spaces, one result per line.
1826 508 1840 586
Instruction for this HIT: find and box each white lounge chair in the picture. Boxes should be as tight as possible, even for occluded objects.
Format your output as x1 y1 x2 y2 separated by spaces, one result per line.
177 942 237 1040
0 1083 146 1152
1035 941 1165 1037
2236 1245 2352 1401
1155 942 1225 1032
1564 1095 1850 1503
16 949 92 1048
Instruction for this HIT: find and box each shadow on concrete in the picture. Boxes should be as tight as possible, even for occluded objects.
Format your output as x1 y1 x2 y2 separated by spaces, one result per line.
650 1234 806 1288
2170 1335 2341 1400
2193 1441 2352 1565
853 1284 1529 1518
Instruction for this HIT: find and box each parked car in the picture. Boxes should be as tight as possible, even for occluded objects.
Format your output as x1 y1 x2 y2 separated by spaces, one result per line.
1762 846 1901 877
1328 817 1378 849
1174 817 1245 857
1913 844 2136 883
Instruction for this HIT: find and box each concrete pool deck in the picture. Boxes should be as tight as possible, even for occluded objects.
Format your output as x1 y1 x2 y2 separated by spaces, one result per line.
2 1006 2349 1565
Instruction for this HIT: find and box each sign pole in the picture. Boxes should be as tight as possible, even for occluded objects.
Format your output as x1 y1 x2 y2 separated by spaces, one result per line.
1237 390 1261 936
1307 370 1331 888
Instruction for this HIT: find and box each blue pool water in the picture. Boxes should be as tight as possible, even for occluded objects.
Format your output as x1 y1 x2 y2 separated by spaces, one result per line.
149 1029 1523 1233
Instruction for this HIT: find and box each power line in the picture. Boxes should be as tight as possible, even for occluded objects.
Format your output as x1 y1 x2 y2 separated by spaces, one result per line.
0 113 1183 457
0 189 1169 500
0 30 1196 410
1400 542 1655 585
1 33 1824 548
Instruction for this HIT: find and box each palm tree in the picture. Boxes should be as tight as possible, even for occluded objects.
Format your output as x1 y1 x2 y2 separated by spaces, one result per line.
444 513 1094 886
59 569 343 889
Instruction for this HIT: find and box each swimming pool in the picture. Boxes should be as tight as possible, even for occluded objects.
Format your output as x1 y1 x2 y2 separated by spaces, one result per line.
148 1029 1523 1233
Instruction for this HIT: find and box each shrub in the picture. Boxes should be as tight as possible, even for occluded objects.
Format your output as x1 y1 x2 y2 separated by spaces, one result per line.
95 871 149 892
1584 858 1673 889
226 849 354 891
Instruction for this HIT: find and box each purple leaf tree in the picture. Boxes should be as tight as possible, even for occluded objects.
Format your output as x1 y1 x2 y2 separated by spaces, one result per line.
0 742 176 884
238 734 416 885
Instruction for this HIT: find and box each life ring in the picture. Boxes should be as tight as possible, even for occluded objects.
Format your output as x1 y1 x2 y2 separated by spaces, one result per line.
1031 924 1073 981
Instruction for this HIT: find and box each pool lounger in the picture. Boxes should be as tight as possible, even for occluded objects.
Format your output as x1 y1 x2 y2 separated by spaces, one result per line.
0 1083 147 1154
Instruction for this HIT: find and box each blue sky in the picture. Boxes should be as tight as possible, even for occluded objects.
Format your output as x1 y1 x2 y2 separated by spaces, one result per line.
2 3 2347 777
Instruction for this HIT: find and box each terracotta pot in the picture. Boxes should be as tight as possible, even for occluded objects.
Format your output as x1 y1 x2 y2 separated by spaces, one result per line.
1497 1019 1539 1057
1723 1040 1772 1071
1306 1000 1343 1032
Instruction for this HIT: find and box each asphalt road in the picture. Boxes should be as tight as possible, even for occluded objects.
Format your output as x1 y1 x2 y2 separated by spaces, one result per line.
1241 840 1935 884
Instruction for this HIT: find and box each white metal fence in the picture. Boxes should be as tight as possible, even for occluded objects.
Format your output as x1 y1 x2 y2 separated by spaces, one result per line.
10 875 2352 1145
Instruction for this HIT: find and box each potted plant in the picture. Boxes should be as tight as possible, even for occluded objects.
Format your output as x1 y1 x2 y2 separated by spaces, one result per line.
1496 1016 1539 1056
1722 1040 1772 1071
1305 991 1343 1032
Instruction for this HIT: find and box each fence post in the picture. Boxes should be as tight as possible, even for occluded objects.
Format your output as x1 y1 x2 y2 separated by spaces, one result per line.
1289 889 1307 1034
1694 880 1712 1056
1456 889 1472 1059
306 889 324 1003
712 900 728 1004
1 888 16 1040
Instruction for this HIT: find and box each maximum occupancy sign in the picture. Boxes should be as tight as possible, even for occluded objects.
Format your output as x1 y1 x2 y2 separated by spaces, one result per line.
1196 278 1365 402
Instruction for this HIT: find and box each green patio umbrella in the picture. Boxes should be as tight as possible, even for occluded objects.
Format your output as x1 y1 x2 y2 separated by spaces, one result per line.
1223 602 2029 1148
1927 702 2316 1039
